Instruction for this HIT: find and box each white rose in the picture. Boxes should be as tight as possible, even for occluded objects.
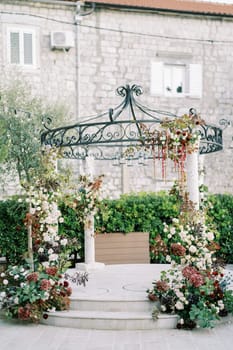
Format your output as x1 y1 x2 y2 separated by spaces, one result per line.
49 254 58 262
189 245 197 254
38 247 44 253
175 301 184 310
42 262 49 268
3 279 8 285
161 305 167 312
207 232 214 241
48 248 54 255
60 238 68 246
0 273 5 277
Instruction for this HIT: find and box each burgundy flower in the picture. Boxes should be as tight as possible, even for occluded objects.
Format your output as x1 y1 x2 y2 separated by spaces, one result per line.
45 267 58 276
18 306 31 321
43 313 49 320
171 243 186 256
63 281 69 288
26 272 39 283
66 287 72 296
155 280 170 292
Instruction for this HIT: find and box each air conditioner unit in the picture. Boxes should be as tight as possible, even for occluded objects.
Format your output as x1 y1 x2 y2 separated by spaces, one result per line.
50 31 75 50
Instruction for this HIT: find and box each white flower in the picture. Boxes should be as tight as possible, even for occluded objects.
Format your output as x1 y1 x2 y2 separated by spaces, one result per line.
14 274 19 280
14 297 19 304
0 272 5 277
179 318 184 325
42 262 49 268
166 255 171 263
20 282 26 288
19 268 25 273
218 300 225 310
161 305 167 312
60 238 68 246
3 279 8 285
38 247 44 253
48 307 56 312
170 227 176 235
207 232 214 241
189 245 197 254
48 248 54 255
49 254 58 262
49 279 55 286
175 301 184 310
0 291 6 298
58 217 64 223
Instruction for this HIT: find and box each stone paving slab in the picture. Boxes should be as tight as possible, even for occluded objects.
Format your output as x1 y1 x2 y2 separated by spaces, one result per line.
1 319 233 350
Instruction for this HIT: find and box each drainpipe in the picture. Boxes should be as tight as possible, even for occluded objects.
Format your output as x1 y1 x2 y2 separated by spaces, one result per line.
74 1 96 121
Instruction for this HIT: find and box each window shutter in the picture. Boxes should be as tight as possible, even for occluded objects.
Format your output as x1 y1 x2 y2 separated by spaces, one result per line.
10 32 20 64
24 33 33 65
189 64 202 98
151 62 164 95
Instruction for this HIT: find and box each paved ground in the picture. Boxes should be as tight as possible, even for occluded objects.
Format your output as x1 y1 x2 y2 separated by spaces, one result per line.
1 318 233 350
1 264 233 349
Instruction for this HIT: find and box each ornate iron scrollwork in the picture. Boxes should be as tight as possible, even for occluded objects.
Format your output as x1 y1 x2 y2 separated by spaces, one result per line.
41 84 223 160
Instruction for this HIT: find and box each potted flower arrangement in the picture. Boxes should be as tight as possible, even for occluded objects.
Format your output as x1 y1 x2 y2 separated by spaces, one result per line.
147 198 233 329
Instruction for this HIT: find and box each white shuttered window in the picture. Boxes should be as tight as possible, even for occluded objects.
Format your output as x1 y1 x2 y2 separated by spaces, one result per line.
7 27 35 67
151 62 202 98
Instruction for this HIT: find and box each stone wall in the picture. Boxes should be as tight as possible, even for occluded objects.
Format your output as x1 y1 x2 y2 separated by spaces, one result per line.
0 1 232 198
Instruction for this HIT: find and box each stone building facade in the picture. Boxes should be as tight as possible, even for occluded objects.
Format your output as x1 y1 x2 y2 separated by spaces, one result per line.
0 0 233 197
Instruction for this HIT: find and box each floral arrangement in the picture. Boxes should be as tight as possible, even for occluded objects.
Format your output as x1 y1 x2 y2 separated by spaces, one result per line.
0 147 88 323
140 113 204 180
147 199 233 329
0 265 72 322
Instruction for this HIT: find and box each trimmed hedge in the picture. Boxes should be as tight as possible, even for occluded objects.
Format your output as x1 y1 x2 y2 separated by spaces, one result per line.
0 192 233 264
0 198 28 264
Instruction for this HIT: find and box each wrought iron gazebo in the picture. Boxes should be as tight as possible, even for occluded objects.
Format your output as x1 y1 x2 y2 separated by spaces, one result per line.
41 84 223 162
40 84 223 270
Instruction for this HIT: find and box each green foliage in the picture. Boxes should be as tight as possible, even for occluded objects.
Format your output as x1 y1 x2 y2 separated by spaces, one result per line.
58 202 84 261
0 79 69 186
95 192 180 263
208 194 233 263
1 193 233 265
189 301 219 328
0 198 28 264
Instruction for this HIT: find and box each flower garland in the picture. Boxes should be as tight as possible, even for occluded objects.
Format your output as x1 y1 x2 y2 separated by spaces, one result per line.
0 147 86 323
140 113 204 181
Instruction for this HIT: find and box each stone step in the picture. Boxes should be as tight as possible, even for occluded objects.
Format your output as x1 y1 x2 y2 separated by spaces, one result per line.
70 296 157 312
41 310 178 330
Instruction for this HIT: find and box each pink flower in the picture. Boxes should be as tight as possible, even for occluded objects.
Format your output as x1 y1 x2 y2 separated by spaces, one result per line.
40 279 51 291
45 267 58 276
182 266 198 279
189 273 205 288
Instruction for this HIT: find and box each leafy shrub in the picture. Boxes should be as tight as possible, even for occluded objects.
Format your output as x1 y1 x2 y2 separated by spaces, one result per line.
208 194 233 263
1 193 233 264
0 198 27 264
95 192 180 262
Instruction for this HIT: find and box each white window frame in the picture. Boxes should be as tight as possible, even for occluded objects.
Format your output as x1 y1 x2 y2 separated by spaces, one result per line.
151 61 202 99
7 26 36 68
